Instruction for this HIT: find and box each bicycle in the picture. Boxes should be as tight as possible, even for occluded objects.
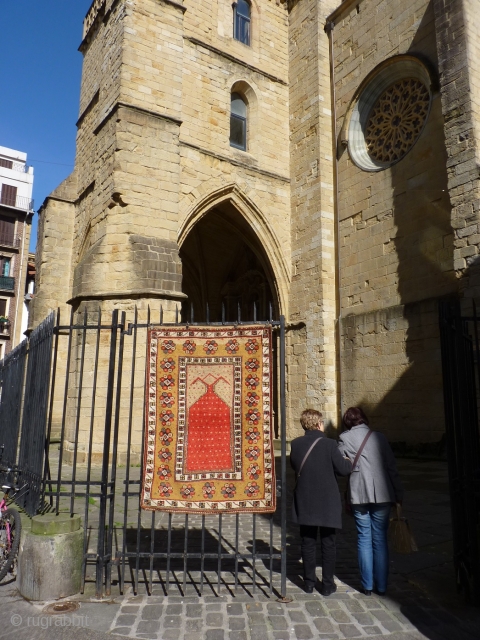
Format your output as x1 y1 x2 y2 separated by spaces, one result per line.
0 446 24 582
0 488 22 581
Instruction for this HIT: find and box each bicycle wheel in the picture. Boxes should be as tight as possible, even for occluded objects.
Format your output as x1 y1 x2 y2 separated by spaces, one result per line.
0 509 21 581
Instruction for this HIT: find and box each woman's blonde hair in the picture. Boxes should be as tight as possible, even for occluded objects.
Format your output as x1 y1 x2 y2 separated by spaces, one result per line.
300 409 323 431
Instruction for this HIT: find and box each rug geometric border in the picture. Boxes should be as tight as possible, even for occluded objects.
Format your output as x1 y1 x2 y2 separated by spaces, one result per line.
141 325 276 514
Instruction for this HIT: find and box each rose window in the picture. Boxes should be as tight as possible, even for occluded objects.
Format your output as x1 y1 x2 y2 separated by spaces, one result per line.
365 78 430 164
346 56 433 171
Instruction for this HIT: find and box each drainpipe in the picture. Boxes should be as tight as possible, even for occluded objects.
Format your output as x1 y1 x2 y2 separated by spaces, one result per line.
325 20 345 426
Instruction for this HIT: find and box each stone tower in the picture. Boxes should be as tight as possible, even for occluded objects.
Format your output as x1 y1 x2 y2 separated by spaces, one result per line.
31 0 480 446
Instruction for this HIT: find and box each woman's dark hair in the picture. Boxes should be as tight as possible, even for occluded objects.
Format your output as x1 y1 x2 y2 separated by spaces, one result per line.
343 406 369 429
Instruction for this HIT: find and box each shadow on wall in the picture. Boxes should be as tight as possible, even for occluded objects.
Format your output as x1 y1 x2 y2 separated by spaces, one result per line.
341 1 458 450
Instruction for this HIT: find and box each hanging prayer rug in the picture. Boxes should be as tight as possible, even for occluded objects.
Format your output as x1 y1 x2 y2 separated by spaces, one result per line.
142 325 275 513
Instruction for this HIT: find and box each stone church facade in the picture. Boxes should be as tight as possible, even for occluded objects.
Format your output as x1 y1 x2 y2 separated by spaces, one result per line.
30 0 480 445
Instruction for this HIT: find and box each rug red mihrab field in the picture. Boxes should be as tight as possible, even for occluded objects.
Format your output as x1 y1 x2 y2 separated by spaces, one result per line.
141 325 276 513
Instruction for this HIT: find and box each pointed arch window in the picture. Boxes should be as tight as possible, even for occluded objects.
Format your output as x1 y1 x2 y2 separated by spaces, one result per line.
233 0 251 46
230 93 247 151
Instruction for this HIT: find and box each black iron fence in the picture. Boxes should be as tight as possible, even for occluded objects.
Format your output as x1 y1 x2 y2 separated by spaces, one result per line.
0 313 55 513
439 299 480 606
0 305 288 600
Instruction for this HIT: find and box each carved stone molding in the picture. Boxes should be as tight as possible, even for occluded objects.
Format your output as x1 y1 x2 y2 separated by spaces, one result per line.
345 56 434 172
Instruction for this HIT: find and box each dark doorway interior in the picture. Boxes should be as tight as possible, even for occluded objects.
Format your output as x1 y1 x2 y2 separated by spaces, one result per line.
180 203 277 322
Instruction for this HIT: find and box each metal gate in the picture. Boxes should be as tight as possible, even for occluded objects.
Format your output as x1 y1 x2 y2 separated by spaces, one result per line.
0 305 288 599
439 299 480 605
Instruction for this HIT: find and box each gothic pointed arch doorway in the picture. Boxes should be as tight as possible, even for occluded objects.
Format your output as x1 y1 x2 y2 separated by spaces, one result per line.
179 201 279 323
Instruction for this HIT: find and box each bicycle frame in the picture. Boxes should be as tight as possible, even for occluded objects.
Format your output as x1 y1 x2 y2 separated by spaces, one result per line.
0 497 12 548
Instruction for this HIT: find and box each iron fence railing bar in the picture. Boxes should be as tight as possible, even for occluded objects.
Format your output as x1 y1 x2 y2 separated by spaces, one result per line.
269 515 273 593
166 512 172 593
279 314 287 600
134 305 150 595
56 307 74 514
150 511 155 595
96 309 119 598
466 304 480 602
122 306 137 594
200 514 205 595
0 340 27 472
18 312 55 515
234 513 239 592
126 321 282 328
54 324 122 331
42 309 61 509
82 308 102 593
183 514 189 595
70 308 88 515
252 514 256 594
439 300 480 606
106 311 126 596
217 514 222 594
120 552 280 560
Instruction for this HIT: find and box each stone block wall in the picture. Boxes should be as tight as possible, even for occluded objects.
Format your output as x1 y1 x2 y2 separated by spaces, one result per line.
331 0 456 442
286 0 339 438
433 0 480 306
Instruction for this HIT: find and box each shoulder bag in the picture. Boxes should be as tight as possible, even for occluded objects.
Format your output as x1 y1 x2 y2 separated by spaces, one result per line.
294 437 322 490
344 430 373 516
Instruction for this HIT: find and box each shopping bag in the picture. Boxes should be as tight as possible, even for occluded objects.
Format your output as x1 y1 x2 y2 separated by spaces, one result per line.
389 505 418 554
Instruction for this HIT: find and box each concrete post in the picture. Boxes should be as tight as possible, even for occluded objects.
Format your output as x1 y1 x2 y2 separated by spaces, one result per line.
18 513 83 601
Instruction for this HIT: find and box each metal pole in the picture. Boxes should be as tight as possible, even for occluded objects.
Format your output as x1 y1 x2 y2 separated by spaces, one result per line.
279 314 289 601
96 309 119 598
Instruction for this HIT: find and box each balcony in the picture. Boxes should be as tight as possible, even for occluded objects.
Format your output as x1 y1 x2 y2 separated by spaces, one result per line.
0 159 28 173
0 234 21 249
0 194 34 212
0 276 14 291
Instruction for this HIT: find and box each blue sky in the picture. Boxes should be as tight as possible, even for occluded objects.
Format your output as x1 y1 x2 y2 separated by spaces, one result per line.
0 1 92 250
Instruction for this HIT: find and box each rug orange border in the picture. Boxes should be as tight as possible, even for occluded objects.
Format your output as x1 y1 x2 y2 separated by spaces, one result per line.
141 325 276 513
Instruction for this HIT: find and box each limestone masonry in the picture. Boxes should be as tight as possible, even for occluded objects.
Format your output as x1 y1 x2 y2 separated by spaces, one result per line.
30 0 480 449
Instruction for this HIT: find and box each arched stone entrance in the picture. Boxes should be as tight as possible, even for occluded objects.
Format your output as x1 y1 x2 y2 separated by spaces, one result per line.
179 200 279 322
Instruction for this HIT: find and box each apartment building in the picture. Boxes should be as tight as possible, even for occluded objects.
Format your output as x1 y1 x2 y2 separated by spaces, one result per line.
0 145 33 357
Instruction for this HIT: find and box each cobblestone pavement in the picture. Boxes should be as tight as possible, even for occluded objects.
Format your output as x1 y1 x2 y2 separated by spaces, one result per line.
1 458 480 640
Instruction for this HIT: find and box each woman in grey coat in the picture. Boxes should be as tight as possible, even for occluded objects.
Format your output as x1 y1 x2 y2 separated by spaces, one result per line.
338 407 403 596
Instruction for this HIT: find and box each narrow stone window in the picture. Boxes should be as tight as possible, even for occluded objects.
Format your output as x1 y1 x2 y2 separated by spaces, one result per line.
230 93 247 151
233 0 251 46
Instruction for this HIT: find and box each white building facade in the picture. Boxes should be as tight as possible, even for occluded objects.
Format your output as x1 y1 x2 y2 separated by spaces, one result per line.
0 145 34 357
